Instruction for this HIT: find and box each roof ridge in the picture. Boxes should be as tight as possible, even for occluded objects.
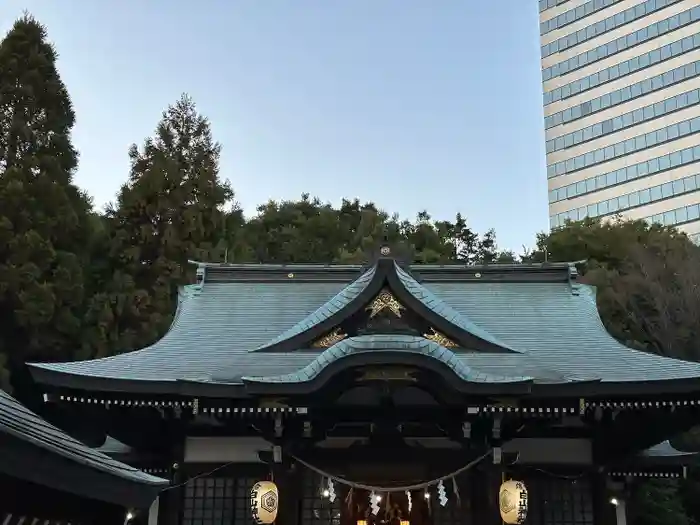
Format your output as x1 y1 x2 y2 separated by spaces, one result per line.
188 259 575 283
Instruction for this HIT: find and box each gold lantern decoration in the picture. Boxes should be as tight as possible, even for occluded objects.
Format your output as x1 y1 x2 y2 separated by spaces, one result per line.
250 480 279 524
499 480 528 524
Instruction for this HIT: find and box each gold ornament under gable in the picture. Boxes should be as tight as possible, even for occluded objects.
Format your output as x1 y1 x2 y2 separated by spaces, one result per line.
423 328 457 348
366 289 404 318
357 367 417 382
312 328 347 348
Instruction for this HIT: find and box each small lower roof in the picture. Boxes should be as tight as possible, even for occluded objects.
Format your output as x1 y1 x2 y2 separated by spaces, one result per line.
0 389 168 508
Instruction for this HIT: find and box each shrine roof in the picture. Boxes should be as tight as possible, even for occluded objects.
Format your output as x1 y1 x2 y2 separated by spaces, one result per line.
28 258 700 397
640 440 695 459
0 389 167 507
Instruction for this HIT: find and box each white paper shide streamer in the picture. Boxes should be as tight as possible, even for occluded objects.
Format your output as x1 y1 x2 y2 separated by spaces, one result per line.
406 490 412 513
370 492 381 515
327 479 336 503
437 479 448 507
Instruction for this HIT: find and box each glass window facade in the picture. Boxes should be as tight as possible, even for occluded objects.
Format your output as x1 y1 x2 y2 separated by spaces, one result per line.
550 171 700 227
545 59 700 129
547 88 700 153
548 114 700 178
541 0 700 234
541 0 682 59
549 145 700 203
540 0 570 13
541 0 622 35
544 31 700 106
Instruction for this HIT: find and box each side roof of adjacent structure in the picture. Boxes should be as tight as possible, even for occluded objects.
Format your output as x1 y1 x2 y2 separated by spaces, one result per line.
0 389 168 508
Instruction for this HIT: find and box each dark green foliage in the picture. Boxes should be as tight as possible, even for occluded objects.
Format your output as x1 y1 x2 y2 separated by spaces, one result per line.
0 16 94 390
241 197 504 265
629 480 690 525
534 218 700 361
89 94 236 357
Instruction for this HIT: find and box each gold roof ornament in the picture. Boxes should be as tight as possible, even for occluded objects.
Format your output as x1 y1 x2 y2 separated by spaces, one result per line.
366 289 404 318
311 328 347 349
423 328 457 348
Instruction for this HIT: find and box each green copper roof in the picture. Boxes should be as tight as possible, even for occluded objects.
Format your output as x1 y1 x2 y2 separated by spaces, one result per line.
252 260 518 353
242 334 532 384
393 263 520 352
641 441 696 458
254 265 376 351
28 263 700 388
0 389 167 486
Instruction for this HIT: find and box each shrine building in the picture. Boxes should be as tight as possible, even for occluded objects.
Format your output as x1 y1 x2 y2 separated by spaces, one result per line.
27 248 700 525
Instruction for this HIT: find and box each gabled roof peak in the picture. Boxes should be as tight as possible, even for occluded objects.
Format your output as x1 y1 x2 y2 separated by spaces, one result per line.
251 256 522 354
188 258 577 284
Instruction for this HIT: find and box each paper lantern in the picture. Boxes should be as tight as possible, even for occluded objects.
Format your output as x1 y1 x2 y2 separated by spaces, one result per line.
250 480 279 524
499 480 528 525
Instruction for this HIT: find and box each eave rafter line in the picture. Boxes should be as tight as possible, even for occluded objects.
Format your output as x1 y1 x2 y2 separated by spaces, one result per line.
50 393 700 414
2 515 75 525
54 394 195 409
609 470 685 479
51 394 309 416
472 406 579 415
584 399 700 409
200 406 309 416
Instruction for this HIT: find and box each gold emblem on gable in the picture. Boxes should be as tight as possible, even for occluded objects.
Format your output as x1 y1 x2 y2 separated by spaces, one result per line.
311 328 347 348
366 290 404 318
357 367 417 382
423 328 457 348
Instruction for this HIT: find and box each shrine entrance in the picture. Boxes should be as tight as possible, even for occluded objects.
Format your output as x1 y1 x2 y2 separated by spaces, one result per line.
299 462 488 525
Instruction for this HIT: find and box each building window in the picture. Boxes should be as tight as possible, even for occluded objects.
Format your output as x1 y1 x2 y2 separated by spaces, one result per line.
543 23 700 106
181 476 260 525
527 476 594 525
302 470 341 525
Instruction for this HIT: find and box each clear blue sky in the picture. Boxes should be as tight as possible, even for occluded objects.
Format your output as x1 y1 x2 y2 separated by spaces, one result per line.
1 1 548 252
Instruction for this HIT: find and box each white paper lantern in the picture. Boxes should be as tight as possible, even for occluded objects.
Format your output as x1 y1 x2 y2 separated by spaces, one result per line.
250 480 279 524
499 480 528 525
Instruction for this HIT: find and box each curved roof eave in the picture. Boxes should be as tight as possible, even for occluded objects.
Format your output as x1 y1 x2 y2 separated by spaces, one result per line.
578 284 700 378
0 389 167 508
242 334 534 386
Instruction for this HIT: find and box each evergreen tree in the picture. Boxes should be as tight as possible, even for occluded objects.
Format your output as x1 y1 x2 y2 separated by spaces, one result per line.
0 15 94 389
533 218 700 361
94 94 234 356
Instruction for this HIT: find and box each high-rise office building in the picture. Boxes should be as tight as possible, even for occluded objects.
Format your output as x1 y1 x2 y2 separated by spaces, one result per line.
541 0 700 243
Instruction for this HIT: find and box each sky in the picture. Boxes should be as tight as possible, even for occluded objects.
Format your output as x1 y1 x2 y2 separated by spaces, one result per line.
1 0 548 252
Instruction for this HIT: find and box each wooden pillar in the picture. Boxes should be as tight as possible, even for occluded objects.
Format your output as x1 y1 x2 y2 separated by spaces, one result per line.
273 459 300 525
473 463 501 525
159 437 185 525
592 472 616 525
